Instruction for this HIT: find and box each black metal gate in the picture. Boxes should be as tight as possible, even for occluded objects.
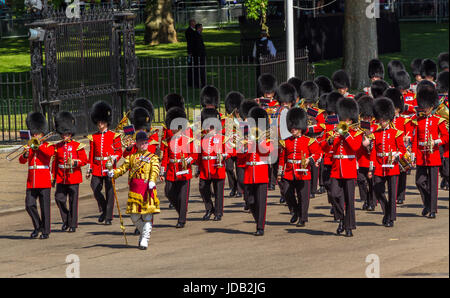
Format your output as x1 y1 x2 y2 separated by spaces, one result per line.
27 4 137 136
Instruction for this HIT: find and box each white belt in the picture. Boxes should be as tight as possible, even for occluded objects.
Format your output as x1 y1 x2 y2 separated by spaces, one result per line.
333 155 355 159
246 161 268 166
170 159 183 163
287 159 304 164
295 169 308 172
29 165 49 170
376 153 393 157
202 156 218 160
175 170 189 176
382 165 395 168
94 157 109 161
58 165 74 169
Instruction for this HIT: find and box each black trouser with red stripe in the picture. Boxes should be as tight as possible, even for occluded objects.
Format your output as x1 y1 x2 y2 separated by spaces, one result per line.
310 162 318 195
165 180 190 224
416 166 440 213
373 175 398 222
357 167 375 207
397 171 407 203
55 184 79 228
285 179 311 222
90 175 115 221
244 183 268 231
25 188 51 235
442 157 449 186
225 157 244 194
199 178 225 217
329 178 356 230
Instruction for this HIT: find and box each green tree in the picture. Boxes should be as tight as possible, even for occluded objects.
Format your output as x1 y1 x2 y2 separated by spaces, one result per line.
144 0 178 45
244 0 269 32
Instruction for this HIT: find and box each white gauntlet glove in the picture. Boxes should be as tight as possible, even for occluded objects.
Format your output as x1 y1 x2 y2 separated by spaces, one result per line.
148 181 156 190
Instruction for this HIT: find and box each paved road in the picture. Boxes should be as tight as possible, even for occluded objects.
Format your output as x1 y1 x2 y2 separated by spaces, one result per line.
0 170 448 278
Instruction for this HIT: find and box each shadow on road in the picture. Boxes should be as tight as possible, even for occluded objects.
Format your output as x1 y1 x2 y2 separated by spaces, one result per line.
285 228 336 236
203 227 254 235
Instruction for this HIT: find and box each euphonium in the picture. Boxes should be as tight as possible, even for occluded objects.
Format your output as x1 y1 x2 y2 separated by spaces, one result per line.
435 102 449 124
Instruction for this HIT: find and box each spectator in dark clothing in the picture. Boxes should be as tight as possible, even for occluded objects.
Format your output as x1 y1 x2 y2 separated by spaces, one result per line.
185 19 196 87
192 23 207 88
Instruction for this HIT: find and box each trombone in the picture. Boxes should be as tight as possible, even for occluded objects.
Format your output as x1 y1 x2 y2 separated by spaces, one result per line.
6 131 55 161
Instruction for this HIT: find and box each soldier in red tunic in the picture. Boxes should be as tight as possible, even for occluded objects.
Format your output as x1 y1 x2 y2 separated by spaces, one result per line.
363 59 385 97
86 101 122 225
392 70 417 116
436 71 449 190
160 107 198 228
197 108 228 221
238 107 274 236
370 80 390 99
368 98 407 227
412 80 449 218
53 112 88 233
19 112 54 239
420 59 438 84
129 98 159 155
438 52 449 72
255 73 278 107
410 58 423 92
278 108 321 227
322 98 362 237
331 70 354 98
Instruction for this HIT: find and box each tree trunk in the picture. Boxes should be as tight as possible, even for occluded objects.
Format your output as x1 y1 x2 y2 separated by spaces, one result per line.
343 0 378 90
145 0 178 45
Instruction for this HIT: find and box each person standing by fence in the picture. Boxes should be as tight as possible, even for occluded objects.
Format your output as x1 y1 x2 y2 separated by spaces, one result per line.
185 19 197 87
252 30 277 96
192 23 207 88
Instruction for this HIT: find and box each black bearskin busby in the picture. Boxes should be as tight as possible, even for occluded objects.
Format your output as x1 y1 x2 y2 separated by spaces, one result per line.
354 92 367 102
201 108 221 130
411 58 423 77
314 75 333 96
436 71 449 94
383 88 404 113
318 93 328 110
135 131 149 142
248 106 269 129
130 107 151 131
258 73 278 95
420 58 438 80
165 106 188 130
416 80 439 109
336 98 359 124
370 80 390 99
200 85 220 108
438 52 449 71
239 99 259 120
55 111 76 136
357 95 374 118
277 82 298 105
325 92 344 115
331 69 350 90
387 60 405 80
286 107 308 133
163 93 185 112
225 91 244 115
90 100 112 125
287 77 303 98
368 59 385 79
373 97 395 122
392 70 411 91
299 81 319 104
26 112 48 136
131 98 155 122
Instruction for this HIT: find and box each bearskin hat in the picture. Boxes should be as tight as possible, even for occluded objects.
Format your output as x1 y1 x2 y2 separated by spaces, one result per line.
387 60 405 80
318 93 328 110
286 107 308 133
225 91 244 114
357 95 374 118
239 99 259 120
277 82 298 105
331 69 350 90
201 108 221 128
130 107 151 131
325 92 344 115
90 100 112 125
370 80 390 99
131 98 154 122
287 77 303 98
410 58 423 77
300 81 319 104
248 106 269 128
368 59 385 79
258 73 278 95
163 93 185 112
392 70 411 91
373 97 395 121
55 111 76 136
354 92 367 102
420 58 438 80
200 85 220 108
165 106 188 130
438 52 449 70
416 80 439 109
436 71 449 94
383 88 404 113
336 98 359 124
135 131 148 142
314 75 333 96
26 112 48 136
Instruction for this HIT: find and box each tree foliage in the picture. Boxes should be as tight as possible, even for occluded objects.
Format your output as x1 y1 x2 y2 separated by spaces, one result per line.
244 0 269 32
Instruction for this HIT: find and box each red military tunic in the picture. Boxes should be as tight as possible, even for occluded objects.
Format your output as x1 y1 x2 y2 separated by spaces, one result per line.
19 142 55 189
370 126 407 176
356 123 379 169
402 90 418 116
52 140 88 184
321 122 339 166
411 115 449 166
238 139 274 184
306 108 326 136
278 135 321 181
322 129 363 179
161 128 197 181
87 130 122 177
197 132 227 180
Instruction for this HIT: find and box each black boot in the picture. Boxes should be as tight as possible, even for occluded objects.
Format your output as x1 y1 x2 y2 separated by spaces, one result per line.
422 208 430 217
134 228 140 235
428 212 436 219
345 229 353 237
30 230 39 239
279 197 286 204
229 189 236 197
290 213 298 224
336 220 344 235
98 213 106 223
296 219 306 227
254 229 264 236
202 210 214 221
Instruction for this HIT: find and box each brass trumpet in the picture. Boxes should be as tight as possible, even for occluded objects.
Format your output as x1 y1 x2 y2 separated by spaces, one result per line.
6 131 55 161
